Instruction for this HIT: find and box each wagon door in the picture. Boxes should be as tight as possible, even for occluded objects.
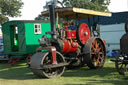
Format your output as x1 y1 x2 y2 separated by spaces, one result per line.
10 25 19 52
10 23 26 53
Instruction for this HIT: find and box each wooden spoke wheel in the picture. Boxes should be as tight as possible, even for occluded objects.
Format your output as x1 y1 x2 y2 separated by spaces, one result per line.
87 38 106 69
115 50 128 75
31 52 65 78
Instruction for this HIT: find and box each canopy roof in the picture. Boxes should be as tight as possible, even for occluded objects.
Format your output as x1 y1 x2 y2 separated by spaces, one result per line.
41 7 112 19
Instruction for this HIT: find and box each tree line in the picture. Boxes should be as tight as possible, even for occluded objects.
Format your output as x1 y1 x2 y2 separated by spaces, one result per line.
36 0 110 20
0 0 110 23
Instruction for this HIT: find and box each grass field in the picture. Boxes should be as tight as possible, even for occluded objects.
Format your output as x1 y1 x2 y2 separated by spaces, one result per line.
0 57 128 85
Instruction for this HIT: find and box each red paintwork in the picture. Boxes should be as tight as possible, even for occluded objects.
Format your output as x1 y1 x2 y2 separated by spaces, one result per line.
65 26 68 30
38 46 57 64
66 30 76 39
52 49 57 64
49 46 57 64
70 40 78 52
62 40 78 53
78 23 90 45
103 40 106 44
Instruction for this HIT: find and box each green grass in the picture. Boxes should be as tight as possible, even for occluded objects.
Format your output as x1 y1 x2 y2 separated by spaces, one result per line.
0 57 128 85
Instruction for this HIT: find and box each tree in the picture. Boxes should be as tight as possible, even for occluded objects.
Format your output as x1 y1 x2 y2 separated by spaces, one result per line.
35 15 49 20
43 0 110 12
36 0 110 20
61 0 110 12
43 0 59 11
0 0 23 24
35 0 63 20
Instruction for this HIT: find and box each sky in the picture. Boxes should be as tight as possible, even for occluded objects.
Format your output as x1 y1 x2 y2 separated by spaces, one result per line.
108 0 128 12
9 0 128 20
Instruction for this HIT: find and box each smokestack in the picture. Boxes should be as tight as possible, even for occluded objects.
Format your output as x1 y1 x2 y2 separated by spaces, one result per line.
49 4 56 38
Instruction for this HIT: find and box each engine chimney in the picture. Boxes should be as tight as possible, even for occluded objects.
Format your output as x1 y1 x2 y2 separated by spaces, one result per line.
49 4 56 38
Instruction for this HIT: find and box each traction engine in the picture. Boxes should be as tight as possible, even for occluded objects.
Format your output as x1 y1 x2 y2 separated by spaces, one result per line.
111 20 128 75
30 5 107 78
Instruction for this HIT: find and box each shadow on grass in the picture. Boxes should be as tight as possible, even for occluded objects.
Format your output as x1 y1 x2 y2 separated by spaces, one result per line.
0 60 125 82
64 79 128 85
63 65 128 85
0 64 116 80
0 63 43 80
63 66 116 78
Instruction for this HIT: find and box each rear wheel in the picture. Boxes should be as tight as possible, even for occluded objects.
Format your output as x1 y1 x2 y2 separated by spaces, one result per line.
87 38 106 69
115 50 128 75
31 52 65 78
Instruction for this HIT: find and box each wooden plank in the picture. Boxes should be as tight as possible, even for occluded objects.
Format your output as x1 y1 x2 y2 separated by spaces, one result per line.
73 8 111 17
41 7 112 18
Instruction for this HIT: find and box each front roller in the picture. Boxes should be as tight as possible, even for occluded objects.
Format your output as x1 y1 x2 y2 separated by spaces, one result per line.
83 37 106 69
30 51 66 78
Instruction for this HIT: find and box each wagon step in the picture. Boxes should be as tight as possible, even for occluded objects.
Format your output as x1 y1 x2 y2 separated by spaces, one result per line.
110 59 117 62
40 62 69 69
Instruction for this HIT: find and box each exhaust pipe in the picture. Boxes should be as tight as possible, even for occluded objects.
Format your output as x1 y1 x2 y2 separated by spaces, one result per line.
49 4 56 38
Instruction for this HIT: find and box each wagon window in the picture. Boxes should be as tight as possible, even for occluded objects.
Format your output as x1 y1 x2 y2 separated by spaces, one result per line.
34 24 42 34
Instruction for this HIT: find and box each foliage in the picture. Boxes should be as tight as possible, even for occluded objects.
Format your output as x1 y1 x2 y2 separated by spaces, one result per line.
61 0 110 12
36 0 110 20
43 0 110 12
0 0 23 24
35 15 49 20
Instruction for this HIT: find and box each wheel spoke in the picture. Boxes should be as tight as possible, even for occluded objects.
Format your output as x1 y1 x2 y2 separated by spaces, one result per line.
95 41 98 49
124 64 127 69
123 64 128 74
96 54 102 65
98 47 101 51
93 41 96 46
92 44 96 51
96 58 100 66
119 64 123 70
96 43 100 49
99 55 102 60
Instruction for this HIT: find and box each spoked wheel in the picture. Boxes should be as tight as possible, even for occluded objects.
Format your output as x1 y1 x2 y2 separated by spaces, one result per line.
31 52 65 78
115 50 128 75
87 38 106 69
